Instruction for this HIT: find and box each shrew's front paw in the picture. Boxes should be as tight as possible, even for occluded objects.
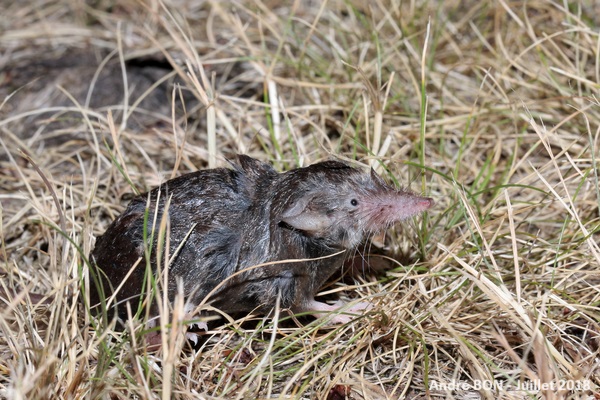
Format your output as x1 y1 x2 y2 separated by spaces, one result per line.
303 299 373 324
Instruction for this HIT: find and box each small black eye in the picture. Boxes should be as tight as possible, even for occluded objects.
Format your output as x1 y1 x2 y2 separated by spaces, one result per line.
350 199 358 206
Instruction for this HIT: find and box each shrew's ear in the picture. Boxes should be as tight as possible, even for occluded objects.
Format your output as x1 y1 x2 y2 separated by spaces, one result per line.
280 196 332 233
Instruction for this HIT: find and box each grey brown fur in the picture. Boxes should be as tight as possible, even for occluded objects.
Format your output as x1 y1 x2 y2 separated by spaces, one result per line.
89 155 433 322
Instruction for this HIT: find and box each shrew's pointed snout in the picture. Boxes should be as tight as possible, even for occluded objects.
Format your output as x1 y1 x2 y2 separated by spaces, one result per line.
415 196 434 211
358 190 434 230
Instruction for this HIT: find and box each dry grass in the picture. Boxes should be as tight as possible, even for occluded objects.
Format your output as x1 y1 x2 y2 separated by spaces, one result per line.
1 0 599 399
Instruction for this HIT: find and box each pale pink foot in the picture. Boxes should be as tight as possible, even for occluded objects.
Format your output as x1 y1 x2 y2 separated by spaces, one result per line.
185 321 208 346
304 299 373 324
184 303 209 346
143 314 208 349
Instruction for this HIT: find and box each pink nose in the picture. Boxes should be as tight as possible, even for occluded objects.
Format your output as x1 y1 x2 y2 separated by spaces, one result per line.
419 198 435 209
